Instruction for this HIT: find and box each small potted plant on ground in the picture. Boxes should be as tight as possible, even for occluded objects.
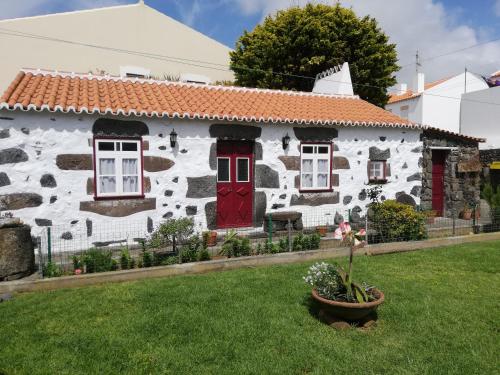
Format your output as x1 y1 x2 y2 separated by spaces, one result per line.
304 222 384 321
203 231 218 247
316 225 328 237
461 203 472 220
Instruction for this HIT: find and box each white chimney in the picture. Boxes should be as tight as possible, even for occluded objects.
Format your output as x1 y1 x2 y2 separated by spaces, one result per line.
399 83 407 93
312 62 354 96
413 72 425 94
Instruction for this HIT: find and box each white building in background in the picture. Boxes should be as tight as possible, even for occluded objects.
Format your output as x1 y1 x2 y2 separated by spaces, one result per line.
461 85 500 150
386 71 489 133
0 1 233 91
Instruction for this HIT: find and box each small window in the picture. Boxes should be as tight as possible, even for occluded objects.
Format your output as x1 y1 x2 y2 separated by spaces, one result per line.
300 143 332 191
217 158 230 182
94 139 143 197
237 158 249 182
369 161 387 182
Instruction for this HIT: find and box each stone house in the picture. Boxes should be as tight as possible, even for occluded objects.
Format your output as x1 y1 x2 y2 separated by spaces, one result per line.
0 69 484 245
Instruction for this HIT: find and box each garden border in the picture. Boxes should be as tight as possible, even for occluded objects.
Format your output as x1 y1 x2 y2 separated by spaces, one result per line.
1 232 500 294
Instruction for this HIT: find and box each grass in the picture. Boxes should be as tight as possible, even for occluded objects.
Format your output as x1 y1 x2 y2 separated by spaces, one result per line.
1 241 499 375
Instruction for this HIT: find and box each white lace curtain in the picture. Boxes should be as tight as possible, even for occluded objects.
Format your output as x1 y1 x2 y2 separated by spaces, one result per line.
99 158 116 193
122 158 138 193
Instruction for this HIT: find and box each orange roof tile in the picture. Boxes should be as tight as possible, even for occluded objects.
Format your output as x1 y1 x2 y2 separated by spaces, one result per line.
388 77 451 104
0 69 484 142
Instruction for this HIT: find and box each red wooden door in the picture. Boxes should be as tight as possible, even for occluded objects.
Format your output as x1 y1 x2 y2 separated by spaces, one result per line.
216 141 253 228
432 151 446 216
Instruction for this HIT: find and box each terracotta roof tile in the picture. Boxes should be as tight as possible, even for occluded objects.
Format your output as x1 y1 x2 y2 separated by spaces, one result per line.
388 77 451 104
0 69 484 142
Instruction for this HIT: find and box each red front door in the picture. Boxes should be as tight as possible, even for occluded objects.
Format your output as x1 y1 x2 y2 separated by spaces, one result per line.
432 150 446 216
216 141 254 228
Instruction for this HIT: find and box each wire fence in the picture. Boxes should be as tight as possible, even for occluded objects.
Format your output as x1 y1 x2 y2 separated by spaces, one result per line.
34 205 500 278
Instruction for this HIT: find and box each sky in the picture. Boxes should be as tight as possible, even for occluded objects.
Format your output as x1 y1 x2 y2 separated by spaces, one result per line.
0 0 499 87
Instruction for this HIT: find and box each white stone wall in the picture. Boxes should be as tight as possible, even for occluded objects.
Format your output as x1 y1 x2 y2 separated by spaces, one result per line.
0 111 423 251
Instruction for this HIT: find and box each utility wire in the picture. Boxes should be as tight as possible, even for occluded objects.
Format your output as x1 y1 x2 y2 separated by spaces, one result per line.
1 27 500 107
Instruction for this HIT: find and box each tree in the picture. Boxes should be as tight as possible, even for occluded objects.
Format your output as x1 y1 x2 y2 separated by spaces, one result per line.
230 4 399 107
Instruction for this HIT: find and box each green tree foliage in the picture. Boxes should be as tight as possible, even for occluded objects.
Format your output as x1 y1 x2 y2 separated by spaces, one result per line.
230 4 399 107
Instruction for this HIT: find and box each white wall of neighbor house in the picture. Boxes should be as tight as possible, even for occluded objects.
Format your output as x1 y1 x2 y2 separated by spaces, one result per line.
0 2 233 91
460 86 500 150
0 111 422 250
386 97 423 124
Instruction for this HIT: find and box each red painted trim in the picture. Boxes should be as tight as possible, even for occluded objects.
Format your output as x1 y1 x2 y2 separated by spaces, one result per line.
298 141 333 193
92 136 144 200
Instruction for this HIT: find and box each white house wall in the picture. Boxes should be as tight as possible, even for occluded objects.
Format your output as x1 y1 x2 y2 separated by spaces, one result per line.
0 111 422 251
461 86 500 150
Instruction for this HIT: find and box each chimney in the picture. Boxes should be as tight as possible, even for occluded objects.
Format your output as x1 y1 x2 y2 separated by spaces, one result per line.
312 62 354 96
399 83 408 93
413 72 425 94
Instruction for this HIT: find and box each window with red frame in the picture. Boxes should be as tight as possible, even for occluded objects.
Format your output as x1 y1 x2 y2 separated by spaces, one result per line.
300 143 332 191
368 160 387 183
94 138 143 198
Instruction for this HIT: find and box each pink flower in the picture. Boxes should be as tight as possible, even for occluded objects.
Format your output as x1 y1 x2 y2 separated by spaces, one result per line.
334 223 366 246
74 269 82 275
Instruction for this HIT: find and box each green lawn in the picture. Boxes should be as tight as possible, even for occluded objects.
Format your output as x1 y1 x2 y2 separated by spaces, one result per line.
1 241 499 375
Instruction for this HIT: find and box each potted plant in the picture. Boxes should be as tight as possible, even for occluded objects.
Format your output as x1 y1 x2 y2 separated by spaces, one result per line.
316 225 328 237
423 210 437 224
461 203 472 220
304 222 384 321
203 231 218 247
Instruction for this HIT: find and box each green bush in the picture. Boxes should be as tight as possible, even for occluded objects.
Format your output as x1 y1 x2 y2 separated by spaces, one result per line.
43 262 63 278
219 230 252 258
81 249 118 273
370 200 427 242
142 249 153 268
120 248 132 270
197 248 211 261
148 218 195 251
291 233 320 251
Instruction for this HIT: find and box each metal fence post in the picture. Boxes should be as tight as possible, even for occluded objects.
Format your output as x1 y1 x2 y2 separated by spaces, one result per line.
267 213 273 243
287 219 292 252
47 226 52 263
452 211 456 236
365 214 369 245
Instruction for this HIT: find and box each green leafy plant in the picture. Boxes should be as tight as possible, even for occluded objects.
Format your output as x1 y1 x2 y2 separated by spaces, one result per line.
148 218 195 252
482 183 500 223
304 262 375 303
120 248 132 270
43 262 63 278
219 230 251 258
142 249 153 268
370 200 427 242
81 249 117 274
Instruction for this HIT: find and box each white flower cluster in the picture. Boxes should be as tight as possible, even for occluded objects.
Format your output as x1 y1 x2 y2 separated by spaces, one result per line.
303 262 341 300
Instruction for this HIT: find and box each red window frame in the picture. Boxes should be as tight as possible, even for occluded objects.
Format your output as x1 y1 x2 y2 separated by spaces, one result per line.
299 141 334 193
92 136 145 200
368 160 387 184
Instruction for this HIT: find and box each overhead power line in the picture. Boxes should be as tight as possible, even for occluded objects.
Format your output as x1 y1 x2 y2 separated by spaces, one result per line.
1 27 500 107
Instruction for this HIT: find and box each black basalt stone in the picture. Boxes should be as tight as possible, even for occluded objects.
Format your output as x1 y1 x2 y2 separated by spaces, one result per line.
35 218 52 227
358 189 367 201
407 172 422 182
369 147 391 161
186 176 216 198
93 118 149 136
255 165 279 189
209 124 261 140
0 148 28 164
61 232 73 240
0 129 10 139
343 195 352 205
293 127 338 141
147 217 153 233
40 174 57 188
50 196 57 204
0 172 10 187
186 206 197 216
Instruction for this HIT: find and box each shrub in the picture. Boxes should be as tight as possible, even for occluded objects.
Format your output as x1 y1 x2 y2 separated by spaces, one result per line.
197 248 211 261
219 230 252 258
43 262 63 278
82 249 117 273
161 256 178 266
292 233 320 251
309 233 321 249
142 249 153 268
292 234 304 251
370 200 427 242
148 218 195 251
120 248 132 270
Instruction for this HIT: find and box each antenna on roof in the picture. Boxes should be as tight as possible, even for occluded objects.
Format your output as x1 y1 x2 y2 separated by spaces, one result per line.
415 50 421 73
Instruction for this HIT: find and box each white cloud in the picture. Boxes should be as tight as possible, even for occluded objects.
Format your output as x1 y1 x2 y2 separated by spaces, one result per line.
232 0 500 87
495 0 500 17
172 0 202 27
0 0 130 20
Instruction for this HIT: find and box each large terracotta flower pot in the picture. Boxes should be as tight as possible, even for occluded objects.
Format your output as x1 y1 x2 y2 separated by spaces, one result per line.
312 288 385 321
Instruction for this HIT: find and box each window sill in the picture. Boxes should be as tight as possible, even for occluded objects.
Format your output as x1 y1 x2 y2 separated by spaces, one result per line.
298 189 334 193
368 180 388 185
94 195 145 201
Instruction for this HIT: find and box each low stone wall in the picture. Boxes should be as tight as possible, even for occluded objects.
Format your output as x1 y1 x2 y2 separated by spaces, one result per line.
0 221 34 281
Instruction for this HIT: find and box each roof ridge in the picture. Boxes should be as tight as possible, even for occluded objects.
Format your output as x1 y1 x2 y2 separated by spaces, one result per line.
0 2 141 23
19 68 361 100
